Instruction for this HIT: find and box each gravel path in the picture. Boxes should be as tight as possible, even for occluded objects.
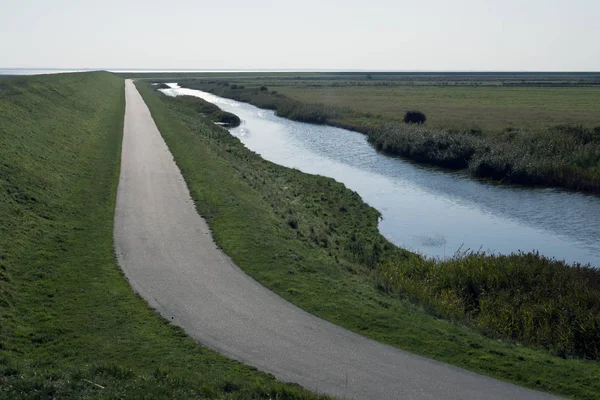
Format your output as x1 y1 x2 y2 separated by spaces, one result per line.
114 80 558 400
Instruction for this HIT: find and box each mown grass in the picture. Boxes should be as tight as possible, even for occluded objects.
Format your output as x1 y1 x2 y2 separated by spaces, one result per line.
179 80 600 193
0 72 325 399
137 81 600 399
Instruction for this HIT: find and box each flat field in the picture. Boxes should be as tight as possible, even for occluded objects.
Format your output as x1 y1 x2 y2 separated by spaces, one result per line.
276 85 600 132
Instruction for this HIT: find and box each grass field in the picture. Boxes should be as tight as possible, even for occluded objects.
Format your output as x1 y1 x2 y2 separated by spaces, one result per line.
136 81 600 400
0 72 324 399
277 85 600 132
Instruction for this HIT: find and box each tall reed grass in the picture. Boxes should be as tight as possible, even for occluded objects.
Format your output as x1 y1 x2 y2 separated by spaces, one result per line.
378 251 600 359
372 123 600 192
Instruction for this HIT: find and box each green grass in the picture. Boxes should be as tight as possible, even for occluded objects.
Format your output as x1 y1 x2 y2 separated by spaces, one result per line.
137 81 600 400
0 72 325 399
278 85 600 132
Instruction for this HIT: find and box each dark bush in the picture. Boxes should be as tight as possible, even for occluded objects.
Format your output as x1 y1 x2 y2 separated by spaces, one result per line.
212 111 241 127
404 110 427 124
259 86 268 92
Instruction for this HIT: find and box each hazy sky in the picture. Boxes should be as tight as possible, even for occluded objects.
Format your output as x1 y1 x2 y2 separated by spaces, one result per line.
1 0 599 71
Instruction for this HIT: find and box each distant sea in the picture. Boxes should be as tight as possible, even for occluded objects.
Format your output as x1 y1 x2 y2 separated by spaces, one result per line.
2 68 597 76
0 68 227 76
0 68 350 76
0 68 91 75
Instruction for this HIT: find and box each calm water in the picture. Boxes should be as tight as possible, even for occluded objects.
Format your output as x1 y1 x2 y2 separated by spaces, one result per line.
162 85 600 267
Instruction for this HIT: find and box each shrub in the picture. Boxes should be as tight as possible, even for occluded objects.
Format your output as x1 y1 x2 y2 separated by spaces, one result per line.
259 86 268 92
212 111 241 127
404 110 427 124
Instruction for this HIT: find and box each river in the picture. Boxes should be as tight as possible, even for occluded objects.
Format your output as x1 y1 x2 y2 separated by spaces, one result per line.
161 84 600 267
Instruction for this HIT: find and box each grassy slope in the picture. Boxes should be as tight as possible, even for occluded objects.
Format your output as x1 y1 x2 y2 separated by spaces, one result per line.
136 82 600 400
0 72 324 399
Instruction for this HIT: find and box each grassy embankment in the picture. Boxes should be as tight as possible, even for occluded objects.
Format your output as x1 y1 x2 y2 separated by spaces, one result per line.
0 72 325 399
137 81 600 399
177 78 600 193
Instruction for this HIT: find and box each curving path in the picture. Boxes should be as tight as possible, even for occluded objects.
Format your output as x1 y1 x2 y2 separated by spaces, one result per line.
114 80 559 400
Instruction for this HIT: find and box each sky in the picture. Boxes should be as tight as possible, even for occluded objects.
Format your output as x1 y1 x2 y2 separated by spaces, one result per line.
1 0 599 71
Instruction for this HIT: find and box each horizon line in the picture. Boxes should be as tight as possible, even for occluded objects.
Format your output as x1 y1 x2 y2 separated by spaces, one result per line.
1 67 600 74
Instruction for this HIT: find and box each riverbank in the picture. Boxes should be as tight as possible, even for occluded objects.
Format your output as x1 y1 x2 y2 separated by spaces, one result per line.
178 80 600 194
137 81 600 399
152 86 240 127
0 72 324 399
